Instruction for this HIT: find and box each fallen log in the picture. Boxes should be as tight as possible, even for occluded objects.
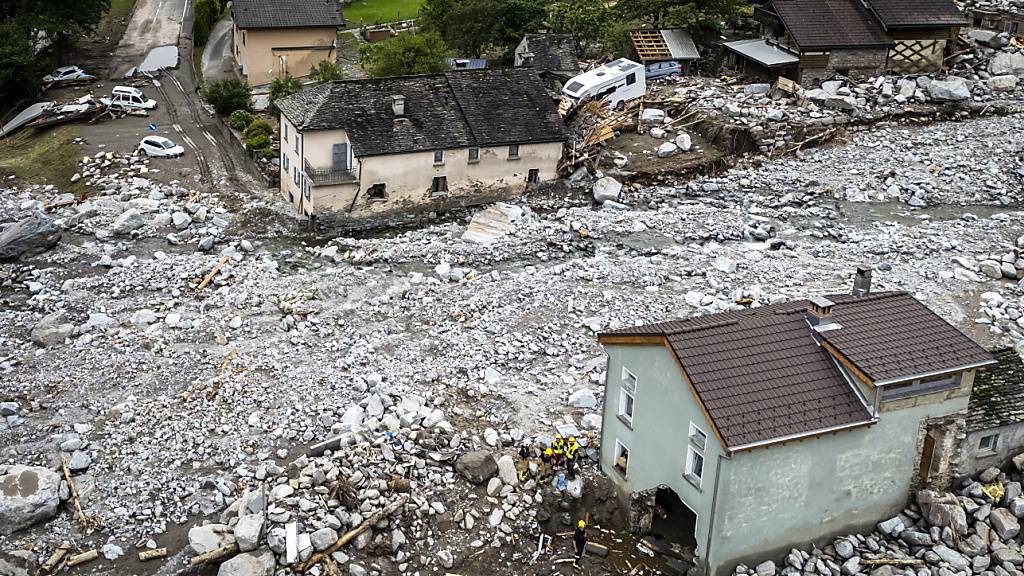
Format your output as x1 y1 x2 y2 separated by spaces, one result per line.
295 495 409 572
138 548 168 561
40 545 71 574
66 550 98 567
61 455 95 530
197 255 230 292
188 542 240 566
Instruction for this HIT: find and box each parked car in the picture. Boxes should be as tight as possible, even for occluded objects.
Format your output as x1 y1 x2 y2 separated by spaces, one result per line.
101 86 158 110
42 66 96 83
137 136 184 158
645 60 683 81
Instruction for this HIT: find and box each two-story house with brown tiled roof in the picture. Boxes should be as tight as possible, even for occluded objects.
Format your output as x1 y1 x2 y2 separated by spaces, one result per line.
597 267 995 576
232 0 344 86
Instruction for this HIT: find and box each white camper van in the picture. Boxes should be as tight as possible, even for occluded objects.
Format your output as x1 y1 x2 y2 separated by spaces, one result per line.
560 58 646 109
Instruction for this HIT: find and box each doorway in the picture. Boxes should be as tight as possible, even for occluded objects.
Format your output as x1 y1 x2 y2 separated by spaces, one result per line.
919 431 937 485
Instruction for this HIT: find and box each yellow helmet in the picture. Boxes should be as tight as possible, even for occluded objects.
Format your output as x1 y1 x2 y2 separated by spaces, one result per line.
578 520 586 529
554 433 563 440
568 436 577 444
544 448 553 456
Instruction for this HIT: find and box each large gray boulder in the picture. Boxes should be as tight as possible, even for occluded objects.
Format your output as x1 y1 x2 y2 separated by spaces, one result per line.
932 544 969 570
0 465 61 535
110 209 145 235
988 75 1019 92
30 312 74 348
234 513 264 552
454 450 497 485
917 490 968 534
188 523 237 555
592 177 622 204
927 78 970 102
217 548 275 576
990 52 1024 77
990 507 1021 540
0 212 61 260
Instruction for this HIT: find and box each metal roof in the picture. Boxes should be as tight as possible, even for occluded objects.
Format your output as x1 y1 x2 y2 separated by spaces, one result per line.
631 29 700 61
662 29 700 60
722 38 799 68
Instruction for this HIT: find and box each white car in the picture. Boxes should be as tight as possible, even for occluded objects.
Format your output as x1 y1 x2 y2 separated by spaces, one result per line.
43 66 96 83
137 136 185 158
101 86 158 110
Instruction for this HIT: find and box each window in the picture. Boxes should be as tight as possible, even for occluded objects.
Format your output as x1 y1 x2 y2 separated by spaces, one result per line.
527 169 539 184
283 123 288 143
618 367 636 427
433 150 444 165
614 440 629 477
979 433 999 453
293 166 299 185
468 147 480 163
431 176 448 196
626 72 636 85
689 422 707 451
294 133 299 153
282 154 289 172
303 177 310 200
685 446 704 488
242 31 246 45
882 372 961 400
507 144 519 160
367 183 387 201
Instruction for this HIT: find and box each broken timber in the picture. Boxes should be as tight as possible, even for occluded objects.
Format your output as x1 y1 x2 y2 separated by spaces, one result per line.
66 550 98 567
40 545 71 574
295 495 409 572
61 455 97 531
197 255 230 292
861 558 924 566
189 543 240 566
138 548 168 561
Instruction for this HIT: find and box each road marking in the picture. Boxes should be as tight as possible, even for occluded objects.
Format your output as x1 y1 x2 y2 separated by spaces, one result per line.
181 0 188 25
173 123 183 132
203 131 217 145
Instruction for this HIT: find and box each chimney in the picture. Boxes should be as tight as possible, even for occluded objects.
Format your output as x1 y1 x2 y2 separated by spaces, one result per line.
806 296 837 330
391 95 405 117
852 265 872 297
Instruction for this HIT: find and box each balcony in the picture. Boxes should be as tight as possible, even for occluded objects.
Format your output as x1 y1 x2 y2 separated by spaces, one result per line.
304 159 357 186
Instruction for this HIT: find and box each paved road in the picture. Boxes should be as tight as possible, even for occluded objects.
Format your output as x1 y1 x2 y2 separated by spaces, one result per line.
202 14 236 84
113 0 187 75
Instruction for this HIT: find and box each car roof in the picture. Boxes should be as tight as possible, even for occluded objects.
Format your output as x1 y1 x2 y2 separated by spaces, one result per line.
56 66 78 72
145 136 172 144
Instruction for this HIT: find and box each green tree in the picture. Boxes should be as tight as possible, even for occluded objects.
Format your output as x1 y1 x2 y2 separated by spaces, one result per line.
193 0 222 46
204 78 252 115
418 0 544 58
359 33 452 78
546 0 613 57
309 60 345 84
268 75 302 113
616 0 747 30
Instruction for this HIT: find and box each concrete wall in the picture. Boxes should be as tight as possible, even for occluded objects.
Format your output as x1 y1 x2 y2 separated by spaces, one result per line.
233 25 337 86
799 47 888 87
600 344 725 563
706 378 972 576
961 422 1024 476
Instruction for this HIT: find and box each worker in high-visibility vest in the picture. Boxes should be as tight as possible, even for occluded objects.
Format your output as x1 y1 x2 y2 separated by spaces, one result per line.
551 433 565 470
565 436 580 480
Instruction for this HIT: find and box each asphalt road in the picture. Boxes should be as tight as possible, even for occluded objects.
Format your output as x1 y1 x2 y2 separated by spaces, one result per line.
202 14 236 84
113 0 188 76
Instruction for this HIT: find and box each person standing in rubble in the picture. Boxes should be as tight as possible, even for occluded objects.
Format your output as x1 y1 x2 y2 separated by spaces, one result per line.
551 433 565 471
573 519 587 569
539 447 553 482
516 440 531 483
565 436 580 480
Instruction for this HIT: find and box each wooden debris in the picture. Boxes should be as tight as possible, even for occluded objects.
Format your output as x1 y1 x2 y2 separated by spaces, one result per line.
197 255 230 292
138 548 168 561
40 545 71 574
188 542 240 566
862 558 924 566
207 349 238 401
387 475 411 493
295 496 409 572
66 550 98 567
61 455 97 531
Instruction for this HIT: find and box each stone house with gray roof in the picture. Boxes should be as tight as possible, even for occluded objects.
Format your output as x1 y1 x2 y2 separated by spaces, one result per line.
274 68 567 228
597 268 995 576
232 0 344 86
960 348 1024 475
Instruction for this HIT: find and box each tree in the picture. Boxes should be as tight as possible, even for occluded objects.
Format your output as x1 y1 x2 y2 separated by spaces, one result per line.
616 0 747 30
268 75 302 113
309 60 345 84
193 0 222 46
546 0 614 57
417 0 544 58
359 33 452 78
204 78 252 115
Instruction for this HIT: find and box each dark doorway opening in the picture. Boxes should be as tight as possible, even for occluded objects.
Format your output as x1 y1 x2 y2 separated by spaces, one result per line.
639 485 697 572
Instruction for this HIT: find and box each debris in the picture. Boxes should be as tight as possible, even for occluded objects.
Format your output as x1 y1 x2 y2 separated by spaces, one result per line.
138 548 168 561
295 495 409 572
66 550 98 567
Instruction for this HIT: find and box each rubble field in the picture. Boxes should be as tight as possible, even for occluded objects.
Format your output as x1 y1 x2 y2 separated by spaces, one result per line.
1 100 1023 576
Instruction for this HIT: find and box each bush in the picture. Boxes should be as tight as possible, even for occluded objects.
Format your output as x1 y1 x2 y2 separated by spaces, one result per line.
244 120 273 139
245 134 271 152
309 61 345 85
204 79 251 115
228 110 254 131
268 75 303 113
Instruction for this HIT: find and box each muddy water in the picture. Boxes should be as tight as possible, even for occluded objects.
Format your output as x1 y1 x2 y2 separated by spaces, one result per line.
125 45 180 77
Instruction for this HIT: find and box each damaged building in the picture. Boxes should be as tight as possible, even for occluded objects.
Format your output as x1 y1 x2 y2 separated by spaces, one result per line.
274 68 567 228
960 347 1024 475
724 0 967 85
596 269 995 576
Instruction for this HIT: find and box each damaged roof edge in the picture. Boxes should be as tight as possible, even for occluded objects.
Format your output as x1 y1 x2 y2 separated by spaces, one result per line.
873 359 999 386
727 417 879 454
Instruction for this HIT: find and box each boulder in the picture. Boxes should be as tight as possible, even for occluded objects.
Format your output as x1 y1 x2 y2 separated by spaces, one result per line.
987 75 1019 92
990 52 1024 77
0 465 61 535
217 549 275 576
755 560 776 576
310 527 338 551
674 133 692 152
455 451 497 485
641 108 665 124
188 523 236 555
30 312 74 347
567 388 597 408
918 491 968 535
927 78 970 102
969 29 1010 49
0 212 62 260
990 507 1021 540
496 454 518 487
234 513 264 552
744 83 771 94
110 209 145 235
656 142 679 158
823 95 858 111
933 544 969 571
592 177 622 204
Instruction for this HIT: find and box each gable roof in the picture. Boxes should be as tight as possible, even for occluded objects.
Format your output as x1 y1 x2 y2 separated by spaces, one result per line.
520 34 581 74
864 0 968 28
233 0 344 30
601 292 994 449
967 348 1024 432
772 0 894 50
276 68 568 157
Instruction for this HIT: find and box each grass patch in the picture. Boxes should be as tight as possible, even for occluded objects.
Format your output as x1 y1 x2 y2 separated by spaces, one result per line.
0 126 86 194
96 0 137 39
343 0 424 28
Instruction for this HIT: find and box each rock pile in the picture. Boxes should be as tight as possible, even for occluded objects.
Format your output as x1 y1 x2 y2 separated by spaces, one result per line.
735 457 1024 576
